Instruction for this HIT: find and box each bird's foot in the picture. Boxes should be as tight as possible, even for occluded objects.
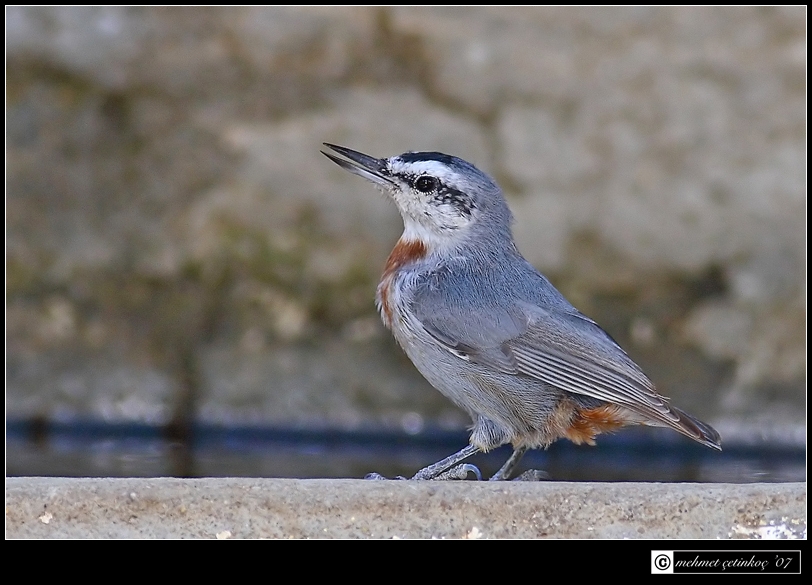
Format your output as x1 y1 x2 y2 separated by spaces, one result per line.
433 463 482 481
409 444 480 480
511 469 549 481
364 472 407 480
366 463 482 480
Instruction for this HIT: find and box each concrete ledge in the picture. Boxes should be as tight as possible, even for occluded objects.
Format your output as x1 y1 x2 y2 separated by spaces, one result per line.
5 477 806 539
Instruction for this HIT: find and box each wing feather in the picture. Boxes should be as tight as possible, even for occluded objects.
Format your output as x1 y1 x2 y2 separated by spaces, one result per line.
416 298 683 430
408 266 720 449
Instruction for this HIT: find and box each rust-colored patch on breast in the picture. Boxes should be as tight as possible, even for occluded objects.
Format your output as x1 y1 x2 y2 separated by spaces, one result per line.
377 239 428 329
562 403 629 446
378 276 395 328
383 238 428 277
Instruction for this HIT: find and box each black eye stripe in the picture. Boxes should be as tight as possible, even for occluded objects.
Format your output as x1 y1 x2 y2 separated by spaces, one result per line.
434 185 475 217
404 173 476 217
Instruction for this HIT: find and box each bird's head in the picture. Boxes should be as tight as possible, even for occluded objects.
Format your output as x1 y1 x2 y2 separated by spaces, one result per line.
322 143 514 253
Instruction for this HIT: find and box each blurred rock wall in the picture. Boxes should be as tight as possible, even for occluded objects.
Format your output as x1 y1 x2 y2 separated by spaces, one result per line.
6 7 806 437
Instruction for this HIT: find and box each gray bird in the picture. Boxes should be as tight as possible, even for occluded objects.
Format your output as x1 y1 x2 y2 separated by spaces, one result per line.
322 143 721 481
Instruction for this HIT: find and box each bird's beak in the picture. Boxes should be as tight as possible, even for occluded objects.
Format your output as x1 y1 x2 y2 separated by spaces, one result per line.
321 143 396 188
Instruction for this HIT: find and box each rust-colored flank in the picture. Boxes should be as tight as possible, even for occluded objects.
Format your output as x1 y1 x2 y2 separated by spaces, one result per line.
378 238 428 328
563 404 628 445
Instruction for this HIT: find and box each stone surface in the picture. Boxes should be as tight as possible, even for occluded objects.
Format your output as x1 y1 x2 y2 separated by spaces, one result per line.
5 477 806 539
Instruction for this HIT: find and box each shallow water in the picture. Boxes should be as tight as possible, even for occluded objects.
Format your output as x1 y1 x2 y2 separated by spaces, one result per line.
6 419 804 482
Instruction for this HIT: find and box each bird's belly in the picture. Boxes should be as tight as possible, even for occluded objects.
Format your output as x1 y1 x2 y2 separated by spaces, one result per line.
382 294 563 445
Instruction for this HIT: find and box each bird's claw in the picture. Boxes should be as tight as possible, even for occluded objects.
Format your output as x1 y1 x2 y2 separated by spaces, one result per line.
512 469 549 481
364 472 408 480
367 463 482 481
434 463 482 481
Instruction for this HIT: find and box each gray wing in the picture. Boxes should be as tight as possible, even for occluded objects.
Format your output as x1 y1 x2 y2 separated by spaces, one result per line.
413 287 719 447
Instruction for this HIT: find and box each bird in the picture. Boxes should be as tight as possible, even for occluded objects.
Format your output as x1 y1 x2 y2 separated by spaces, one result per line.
321 143 721 481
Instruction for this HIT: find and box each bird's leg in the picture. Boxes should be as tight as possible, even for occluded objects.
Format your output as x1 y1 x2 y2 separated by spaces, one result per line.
489 446 528 481
410 444 480 480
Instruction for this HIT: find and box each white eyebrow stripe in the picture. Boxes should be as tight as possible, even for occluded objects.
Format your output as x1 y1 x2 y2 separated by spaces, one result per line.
387 159 461 184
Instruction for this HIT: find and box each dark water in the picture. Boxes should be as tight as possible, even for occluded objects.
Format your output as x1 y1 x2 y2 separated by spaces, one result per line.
6 419 805 482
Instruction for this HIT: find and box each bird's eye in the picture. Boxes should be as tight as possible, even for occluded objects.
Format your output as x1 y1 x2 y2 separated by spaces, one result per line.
414 176 438 193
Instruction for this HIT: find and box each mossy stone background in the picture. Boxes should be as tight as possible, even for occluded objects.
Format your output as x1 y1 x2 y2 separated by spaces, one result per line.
6 7 805 444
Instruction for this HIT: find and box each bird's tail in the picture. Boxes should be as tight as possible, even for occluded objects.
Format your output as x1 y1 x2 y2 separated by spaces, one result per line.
669 406 722 451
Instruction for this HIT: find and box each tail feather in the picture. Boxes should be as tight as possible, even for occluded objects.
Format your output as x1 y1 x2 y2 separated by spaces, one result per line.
670 406 722 451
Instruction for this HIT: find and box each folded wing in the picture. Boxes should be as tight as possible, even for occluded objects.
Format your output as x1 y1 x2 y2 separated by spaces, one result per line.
416 293 721 450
